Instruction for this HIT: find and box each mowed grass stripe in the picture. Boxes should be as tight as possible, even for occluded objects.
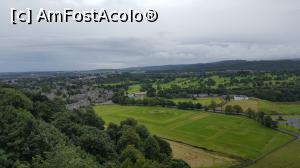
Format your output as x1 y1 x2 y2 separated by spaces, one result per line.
94 105 293 159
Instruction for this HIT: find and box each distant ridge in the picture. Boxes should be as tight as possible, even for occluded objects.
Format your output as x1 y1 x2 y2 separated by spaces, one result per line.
124 59 300 72
1 59 300 75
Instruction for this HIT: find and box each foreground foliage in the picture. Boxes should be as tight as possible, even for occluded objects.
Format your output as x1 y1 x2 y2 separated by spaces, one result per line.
0 87 189 168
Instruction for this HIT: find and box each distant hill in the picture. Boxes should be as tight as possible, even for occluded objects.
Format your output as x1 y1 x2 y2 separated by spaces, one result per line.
124 60 300 72
2 59 300 76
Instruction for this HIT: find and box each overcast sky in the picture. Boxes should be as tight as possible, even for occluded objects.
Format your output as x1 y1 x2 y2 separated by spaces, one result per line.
1 0 300 72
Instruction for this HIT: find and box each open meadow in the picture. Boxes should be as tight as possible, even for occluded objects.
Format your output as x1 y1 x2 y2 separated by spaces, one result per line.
225 98 300 114
94 105 292 160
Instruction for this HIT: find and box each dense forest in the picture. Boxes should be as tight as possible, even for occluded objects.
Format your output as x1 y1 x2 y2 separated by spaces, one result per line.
0 86 190 168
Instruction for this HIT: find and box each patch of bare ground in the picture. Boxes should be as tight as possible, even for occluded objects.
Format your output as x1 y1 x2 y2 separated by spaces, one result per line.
168 140 237 168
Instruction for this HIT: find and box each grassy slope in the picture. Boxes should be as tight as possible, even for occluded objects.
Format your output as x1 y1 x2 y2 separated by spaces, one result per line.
226 98 300 114
248 140 300 168
94 105 292 159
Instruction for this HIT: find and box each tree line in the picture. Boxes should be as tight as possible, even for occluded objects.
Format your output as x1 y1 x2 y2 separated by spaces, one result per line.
112 92 203 111
225 105 277 128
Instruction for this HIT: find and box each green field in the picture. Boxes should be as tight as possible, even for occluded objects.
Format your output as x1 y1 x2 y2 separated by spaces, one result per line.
171 97 223 106
127 84 141 93
248 139 300 168
226 98 300 114
154 74 300 90
94 105 292 159
278 124 300 135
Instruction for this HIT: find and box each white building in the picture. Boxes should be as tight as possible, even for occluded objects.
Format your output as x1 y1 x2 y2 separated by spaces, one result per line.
233 95 249 101
126 92 147 98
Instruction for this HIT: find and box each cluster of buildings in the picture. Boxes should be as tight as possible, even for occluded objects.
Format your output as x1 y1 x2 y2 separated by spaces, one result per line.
193 93 249 101
66 88 113 110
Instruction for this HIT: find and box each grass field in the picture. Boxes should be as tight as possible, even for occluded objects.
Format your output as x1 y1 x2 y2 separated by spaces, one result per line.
94 105 292 159
171 97 223 106
226 98 300 114
248 139 300 168
278 124 300 135
127 84 141 93
168 140 236 168
154 77 213 89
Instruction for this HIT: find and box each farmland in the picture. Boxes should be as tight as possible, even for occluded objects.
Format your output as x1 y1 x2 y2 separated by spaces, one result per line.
94 105 292 160
225 98 300 114
248 139 300 168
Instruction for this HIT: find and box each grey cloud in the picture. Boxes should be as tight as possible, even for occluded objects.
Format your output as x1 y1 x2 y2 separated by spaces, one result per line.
0 0 300 72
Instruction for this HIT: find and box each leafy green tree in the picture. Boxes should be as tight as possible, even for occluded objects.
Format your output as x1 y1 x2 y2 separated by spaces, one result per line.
263 115 273 128
106 123 120 144
0 88 32 110
120 159 134 168
133 159 165 168
32 101 52 121
136 125 150 140
49 98 67 113
256 111 265 123
154 136 172 160
52 112 82 137
232 105 243 113
144 136 160 161
177 101 194 110
76 126 117 163
246 108 255 118
224 105 233 114
117 126 141 152
206 79 216 88
0 106 66 163
77 107 105 130
32 145 100 168
120 145 144 163
120 118 138 127
0 149 15 168
194 103 202 109
209 100 217 112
